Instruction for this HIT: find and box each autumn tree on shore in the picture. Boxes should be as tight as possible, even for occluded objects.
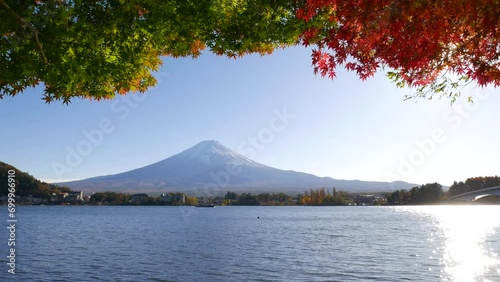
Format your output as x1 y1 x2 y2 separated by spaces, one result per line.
300 187 346 205
1 0 498 103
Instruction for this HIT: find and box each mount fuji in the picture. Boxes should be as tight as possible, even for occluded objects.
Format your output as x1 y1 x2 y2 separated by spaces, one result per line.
58 140 416 194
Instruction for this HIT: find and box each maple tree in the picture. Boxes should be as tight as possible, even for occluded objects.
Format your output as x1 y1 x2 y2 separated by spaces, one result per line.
298 0 500 101
0 0 302 103
1 0 499 103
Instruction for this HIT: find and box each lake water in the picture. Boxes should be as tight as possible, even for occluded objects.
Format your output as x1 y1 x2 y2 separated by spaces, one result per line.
1 205 499 281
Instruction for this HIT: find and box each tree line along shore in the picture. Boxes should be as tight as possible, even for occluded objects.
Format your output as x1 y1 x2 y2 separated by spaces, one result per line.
1 162 499 206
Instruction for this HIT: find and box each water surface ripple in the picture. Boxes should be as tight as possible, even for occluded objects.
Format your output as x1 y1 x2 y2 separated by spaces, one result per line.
1 205 499 281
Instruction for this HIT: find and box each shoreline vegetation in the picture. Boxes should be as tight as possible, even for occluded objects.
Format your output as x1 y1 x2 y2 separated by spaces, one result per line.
1 162 499 206
3 181 500 207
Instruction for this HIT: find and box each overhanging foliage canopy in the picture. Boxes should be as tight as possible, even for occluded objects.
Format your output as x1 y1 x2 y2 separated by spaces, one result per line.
1 0 498 103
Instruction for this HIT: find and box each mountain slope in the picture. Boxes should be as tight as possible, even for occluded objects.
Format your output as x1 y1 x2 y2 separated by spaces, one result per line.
0 161 72 197
58 140 417 194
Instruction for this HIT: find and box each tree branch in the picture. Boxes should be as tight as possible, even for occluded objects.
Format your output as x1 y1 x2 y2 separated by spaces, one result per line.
0 0 48 64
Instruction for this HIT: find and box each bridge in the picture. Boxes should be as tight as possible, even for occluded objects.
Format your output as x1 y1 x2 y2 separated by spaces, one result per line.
449 186 500 203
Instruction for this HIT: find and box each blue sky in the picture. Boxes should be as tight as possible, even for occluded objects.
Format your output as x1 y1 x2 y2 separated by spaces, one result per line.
1 46 499 187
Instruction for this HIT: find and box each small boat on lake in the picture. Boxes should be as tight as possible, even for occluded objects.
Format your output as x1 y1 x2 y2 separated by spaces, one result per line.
195 204 216 208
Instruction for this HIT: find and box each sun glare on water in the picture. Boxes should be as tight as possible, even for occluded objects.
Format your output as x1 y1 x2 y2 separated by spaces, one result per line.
407 206 500 281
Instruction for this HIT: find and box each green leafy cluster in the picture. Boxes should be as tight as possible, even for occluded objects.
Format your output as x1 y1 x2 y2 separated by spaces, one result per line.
0 0 304 103
386 183 443 205
448 176 500 197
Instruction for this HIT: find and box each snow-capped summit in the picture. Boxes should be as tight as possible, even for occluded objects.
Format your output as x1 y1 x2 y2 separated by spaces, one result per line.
175 140 262 167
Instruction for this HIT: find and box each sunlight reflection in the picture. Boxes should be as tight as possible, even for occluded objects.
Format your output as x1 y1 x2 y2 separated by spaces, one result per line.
428 206 500 282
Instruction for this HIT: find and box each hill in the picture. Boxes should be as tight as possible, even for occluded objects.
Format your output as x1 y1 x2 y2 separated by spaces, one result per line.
0 161 71 197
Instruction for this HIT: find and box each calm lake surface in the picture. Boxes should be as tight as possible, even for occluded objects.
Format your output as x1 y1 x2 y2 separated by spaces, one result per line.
1 205 499 281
